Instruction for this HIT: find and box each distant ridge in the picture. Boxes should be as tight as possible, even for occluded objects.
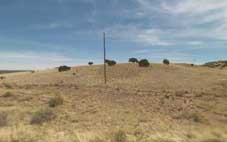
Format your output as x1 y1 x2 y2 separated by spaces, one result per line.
0 70 32 74
203 60 227 69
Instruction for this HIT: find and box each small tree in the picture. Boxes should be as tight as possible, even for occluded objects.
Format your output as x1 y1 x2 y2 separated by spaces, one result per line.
58 65 71 72
163 59 170 65
139 59 150 67
105 59 117 66
88 61 93 66
129 58 138 63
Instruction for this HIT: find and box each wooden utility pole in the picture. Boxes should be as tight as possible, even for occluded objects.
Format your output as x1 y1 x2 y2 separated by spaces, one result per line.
103 32 107 84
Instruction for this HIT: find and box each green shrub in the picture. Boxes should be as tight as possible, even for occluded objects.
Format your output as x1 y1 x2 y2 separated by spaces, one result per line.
30 109 55 125
88 61 94 66
106 59 117 66
3 83 13 89
112 130 127 142
129 58 138 63
163 59 170 65
0 112 8 127
2 91 13 98
58 65 71 72
48 95 63 108
138 59 150 67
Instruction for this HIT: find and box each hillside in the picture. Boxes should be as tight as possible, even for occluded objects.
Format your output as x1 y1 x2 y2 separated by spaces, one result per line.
204 60 227 69
0 70 32 74
0 63 227 142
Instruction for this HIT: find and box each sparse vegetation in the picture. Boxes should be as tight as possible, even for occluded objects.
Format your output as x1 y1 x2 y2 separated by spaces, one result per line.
138 59 150 67
112 130 127 142
0 112 8 127
0 62 226 141
129 58 138 63
48 95 63 107
163 59 170 65
30 109 55 125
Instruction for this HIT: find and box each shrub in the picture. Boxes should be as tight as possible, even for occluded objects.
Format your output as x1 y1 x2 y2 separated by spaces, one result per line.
2 91 13 98
106 59 117 66
0 76 6 80
138 59 150 67
129 58 138 63
112 130 127 142
0 112 8 127
58 65 71 72
3 83 13 89
163 59 170 65
88 61 94 66
48 95 63 108
30 109 55 125
174 112 208 123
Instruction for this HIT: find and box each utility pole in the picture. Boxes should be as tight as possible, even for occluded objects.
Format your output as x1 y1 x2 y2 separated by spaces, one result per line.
103 32 107 84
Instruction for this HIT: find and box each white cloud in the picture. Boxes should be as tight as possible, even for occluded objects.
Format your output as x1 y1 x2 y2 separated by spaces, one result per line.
32 22 73 30
0 51 81 70
160 0 227 40
161 0 227 15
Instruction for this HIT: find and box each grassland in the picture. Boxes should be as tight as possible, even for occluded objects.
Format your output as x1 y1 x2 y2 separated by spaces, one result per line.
0 63 227 142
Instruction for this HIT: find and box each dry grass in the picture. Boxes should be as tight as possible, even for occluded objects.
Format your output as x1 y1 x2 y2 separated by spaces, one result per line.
0 63 225 141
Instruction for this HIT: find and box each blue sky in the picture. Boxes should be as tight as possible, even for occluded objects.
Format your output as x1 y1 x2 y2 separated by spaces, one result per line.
1 0 227 69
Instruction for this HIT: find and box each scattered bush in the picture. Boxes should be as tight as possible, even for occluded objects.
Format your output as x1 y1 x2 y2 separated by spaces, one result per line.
58 65 71 72
174 112 208 123
106 59 117 66
128 58 138 63
31 71 35 73
48 95 63 108
3 83 13 89
138 59 150 67
112 130 127 142
88 61 94 66
163 59 170 65
30 109 55 125
2 91 13 98
0 112 8 127
0 76 6 80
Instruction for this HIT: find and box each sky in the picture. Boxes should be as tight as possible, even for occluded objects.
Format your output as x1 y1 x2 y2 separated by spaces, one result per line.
1 0 227 69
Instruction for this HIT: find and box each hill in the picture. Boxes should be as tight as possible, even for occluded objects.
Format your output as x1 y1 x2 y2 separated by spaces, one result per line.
0 63 227 142
0 70 32 74
204 60 227 69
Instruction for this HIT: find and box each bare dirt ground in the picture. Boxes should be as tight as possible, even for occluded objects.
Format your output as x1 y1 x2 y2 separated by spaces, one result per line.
0 63 227 142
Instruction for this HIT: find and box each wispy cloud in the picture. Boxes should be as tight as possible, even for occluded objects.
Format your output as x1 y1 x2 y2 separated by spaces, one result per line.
32 22 73 30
